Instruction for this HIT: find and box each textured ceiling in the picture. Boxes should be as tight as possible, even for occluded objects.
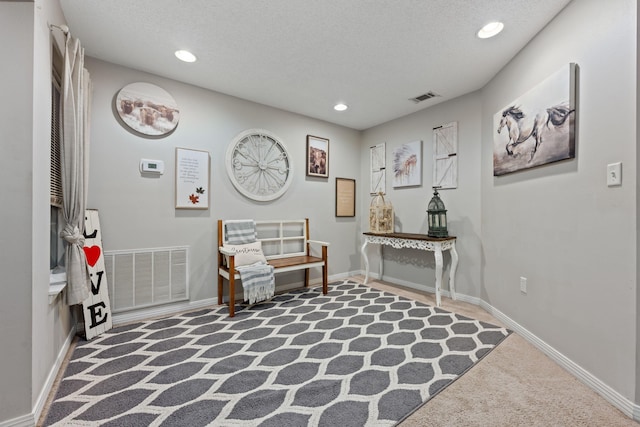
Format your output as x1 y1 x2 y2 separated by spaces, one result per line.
59 0 572 130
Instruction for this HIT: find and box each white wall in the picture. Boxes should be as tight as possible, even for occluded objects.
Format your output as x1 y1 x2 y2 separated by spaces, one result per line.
360 92 483 298
85 58 362 304
481 0 636 400
360 0 638 409
0 1 78 424
637 0 640 403
0 3 35 422
32 0 74 417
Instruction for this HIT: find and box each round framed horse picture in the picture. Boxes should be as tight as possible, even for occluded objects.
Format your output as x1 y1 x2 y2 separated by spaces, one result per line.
115 82 180 137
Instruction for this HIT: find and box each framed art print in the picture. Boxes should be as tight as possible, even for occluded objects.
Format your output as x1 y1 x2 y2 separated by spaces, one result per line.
335 178 355 217
306 135 329 178
493 63 577 176
115 82 180 137
176 148 210 209
392 140 422 188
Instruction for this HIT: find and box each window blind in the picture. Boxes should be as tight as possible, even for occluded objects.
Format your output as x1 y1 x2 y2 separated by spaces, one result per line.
50 78 63 207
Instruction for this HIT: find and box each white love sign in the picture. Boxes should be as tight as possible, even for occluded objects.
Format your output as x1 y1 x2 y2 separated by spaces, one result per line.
81 209 113 340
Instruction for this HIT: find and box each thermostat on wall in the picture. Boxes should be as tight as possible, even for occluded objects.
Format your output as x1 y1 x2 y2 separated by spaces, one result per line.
140 159 164 175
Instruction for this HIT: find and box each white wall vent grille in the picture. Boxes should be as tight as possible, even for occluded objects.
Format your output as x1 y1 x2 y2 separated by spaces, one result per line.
104 246 189 313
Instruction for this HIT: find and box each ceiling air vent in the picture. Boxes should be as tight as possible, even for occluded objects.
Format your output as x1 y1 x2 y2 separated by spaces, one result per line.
410 91 440 103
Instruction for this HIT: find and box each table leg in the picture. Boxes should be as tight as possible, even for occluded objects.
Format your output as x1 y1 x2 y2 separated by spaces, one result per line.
378 244 383 280
434 247 443 307
449 242 458 300
361 239 370 284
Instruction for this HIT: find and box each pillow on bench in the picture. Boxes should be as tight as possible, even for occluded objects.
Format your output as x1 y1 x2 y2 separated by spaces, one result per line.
223 241 267 267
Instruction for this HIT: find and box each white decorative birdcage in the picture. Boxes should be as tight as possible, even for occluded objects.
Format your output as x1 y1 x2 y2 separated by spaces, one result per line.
369 192 394 233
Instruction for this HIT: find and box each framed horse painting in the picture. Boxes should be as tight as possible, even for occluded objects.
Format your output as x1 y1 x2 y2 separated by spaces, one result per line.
493 63 578 176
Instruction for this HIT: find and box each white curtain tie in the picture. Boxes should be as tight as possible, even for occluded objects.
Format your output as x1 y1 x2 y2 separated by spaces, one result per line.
61 224 85 246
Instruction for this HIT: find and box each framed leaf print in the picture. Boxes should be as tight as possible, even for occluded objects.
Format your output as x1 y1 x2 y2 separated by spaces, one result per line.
175 148 210 209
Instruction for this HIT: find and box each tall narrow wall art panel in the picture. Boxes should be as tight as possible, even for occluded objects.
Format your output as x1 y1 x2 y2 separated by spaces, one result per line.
81 209 113 340
370 143 386 195
433 122 458 189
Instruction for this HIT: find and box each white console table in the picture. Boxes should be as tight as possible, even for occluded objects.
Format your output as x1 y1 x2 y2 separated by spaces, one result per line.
361 232 458 306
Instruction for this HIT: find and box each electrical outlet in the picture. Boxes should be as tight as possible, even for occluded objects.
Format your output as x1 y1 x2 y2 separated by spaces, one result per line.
520 277 527 293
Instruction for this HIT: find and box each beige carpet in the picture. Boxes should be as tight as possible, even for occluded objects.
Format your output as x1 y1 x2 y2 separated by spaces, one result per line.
360 276 638 427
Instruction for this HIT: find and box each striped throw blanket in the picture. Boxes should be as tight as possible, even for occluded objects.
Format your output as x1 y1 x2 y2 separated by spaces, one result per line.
225 220 256 244
236 262 275 304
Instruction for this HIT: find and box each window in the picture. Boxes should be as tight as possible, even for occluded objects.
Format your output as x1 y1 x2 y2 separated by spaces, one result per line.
50 45 64 271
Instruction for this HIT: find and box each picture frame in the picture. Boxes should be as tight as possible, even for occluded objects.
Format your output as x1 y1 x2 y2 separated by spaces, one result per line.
175 147 210 209
115 82 180 137
493 63 577 176
306 135 329 178
335 178 356 217
370 143 386 195
392 140 422 188
433 122 458 189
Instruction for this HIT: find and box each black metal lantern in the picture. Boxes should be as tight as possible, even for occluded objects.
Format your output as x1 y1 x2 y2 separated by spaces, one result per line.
427 188 448 237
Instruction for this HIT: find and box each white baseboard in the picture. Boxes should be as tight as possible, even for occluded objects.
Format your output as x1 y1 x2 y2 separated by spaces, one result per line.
479 300 638 420
1 326 78 427
113 298 218 326
227 272 355 303
0 414 33 427
360 270 448 299
361 271 639 421
113 272 351 326
326 271 361 282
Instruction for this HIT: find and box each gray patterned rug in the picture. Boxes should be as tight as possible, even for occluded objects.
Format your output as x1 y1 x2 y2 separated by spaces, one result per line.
44 280 510 426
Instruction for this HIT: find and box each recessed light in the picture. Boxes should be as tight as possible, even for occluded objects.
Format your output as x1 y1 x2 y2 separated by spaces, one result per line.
334 103 348 111
175 50 197 63
477 22 504 39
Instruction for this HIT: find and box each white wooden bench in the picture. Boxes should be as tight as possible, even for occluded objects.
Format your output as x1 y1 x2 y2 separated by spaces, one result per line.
217 219 329 317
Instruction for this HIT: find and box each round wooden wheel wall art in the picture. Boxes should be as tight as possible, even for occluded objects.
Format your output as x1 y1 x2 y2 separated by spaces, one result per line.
115 82 180 137
225 129 293 202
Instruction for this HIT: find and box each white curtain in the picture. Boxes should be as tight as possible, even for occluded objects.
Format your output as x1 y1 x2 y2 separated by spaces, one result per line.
60 35 92 305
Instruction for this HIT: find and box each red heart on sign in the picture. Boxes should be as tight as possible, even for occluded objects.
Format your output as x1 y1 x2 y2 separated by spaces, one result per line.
83 245 101 267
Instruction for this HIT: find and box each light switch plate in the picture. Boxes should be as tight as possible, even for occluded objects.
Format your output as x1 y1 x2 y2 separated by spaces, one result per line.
607 162 622 186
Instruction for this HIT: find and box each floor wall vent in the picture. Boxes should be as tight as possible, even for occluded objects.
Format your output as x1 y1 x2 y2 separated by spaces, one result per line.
104 246 189 313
